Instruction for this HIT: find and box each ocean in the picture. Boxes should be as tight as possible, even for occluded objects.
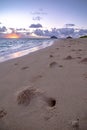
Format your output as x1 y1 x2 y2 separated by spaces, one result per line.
0 38 55 62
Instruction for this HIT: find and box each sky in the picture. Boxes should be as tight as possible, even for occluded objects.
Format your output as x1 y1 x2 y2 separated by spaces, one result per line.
0 0 87 38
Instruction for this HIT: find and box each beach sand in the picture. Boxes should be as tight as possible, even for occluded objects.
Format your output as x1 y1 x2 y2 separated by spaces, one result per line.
0 38 87 130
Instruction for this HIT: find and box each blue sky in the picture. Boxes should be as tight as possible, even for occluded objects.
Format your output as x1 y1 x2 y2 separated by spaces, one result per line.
0 0 87 38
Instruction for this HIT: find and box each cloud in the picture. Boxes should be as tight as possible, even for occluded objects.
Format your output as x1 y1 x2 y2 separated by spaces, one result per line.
26 32 30 35
34 29 44 36
34 28 58 37
0 26 7 32
0 26 7 38
31 9 47 15
78 29 87 36
29 23 42 28
9 28 27 34
34 28 59 37
59 28 74 36
8 27 87 38
32 16 42 21
31 9 47 22
0 23 87 38
65 24 75 28
16 28 26 32
9 28 15 32
34 28 76 38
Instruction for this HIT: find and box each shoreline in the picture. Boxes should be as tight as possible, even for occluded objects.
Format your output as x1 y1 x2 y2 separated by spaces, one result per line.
0 39 55 63
0 38 87 130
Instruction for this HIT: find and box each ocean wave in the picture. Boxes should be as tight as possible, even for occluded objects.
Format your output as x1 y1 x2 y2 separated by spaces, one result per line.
0 38 55 62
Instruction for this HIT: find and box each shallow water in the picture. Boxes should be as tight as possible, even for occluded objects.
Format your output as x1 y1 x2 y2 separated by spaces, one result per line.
0 38 55 62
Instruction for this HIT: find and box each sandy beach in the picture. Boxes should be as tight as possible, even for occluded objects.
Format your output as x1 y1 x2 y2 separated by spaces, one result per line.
0 38 87 130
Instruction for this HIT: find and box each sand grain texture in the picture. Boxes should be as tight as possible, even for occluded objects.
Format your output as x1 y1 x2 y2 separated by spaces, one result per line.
0 38 87 130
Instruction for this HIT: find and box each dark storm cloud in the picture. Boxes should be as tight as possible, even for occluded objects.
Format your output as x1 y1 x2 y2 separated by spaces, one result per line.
29 23 42 28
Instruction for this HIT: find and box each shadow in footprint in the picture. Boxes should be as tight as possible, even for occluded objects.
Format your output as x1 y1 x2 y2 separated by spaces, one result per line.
59 65 63 68
56 48 59 50
49 54 53 58
78 49 82 51
14 63 18 66
71 49 76 51
64 55 73 60
71 119 79 130
49 62 58 68
21 66 29 70
83 73 87 79
44 97 56 107
0 108 7 119
80 58 87 64
77 57 82 59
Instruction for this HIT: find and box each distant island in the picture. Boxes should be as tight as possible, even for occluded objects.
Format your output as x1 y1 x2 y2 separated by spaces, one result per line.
66 36 72 39
80 35 87 38
50 36 58 39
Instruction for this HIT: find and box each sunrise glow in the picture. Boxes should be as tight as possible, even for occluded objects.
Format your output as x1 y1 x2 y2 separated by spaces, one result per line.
5 33 20 38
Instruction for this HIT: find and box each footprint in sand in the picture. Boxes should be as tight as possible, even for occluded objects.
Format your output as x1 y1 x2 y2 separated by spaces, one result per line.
56 48 59 50
31 75 43 82
58 65 63 68
71 49 76 52
17 87 56 108
78 49 82 51
83 73 87 79
0 108 7 119
49 54 54 58
68 46 71 47
77 56 82 59
17 87 36 105
71 118 79 129
80 58 87 64
49 61 58 68
16 87 57 121
21 66 29 70
64 55 73 60
14 63 18 66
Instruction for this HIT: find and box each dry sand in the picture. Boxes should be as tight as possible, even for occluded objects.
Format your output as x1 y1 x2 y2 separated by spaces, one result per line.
0 38 87 130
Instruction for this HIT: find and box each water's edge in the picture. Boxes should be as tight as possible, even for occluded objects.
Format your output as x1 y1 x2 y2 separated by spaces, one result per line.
0 39 56 63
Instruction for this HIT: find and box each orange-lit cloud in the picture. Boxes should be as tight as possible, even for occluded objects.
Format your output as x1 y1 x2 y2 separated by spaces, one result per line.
5 33 21 38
